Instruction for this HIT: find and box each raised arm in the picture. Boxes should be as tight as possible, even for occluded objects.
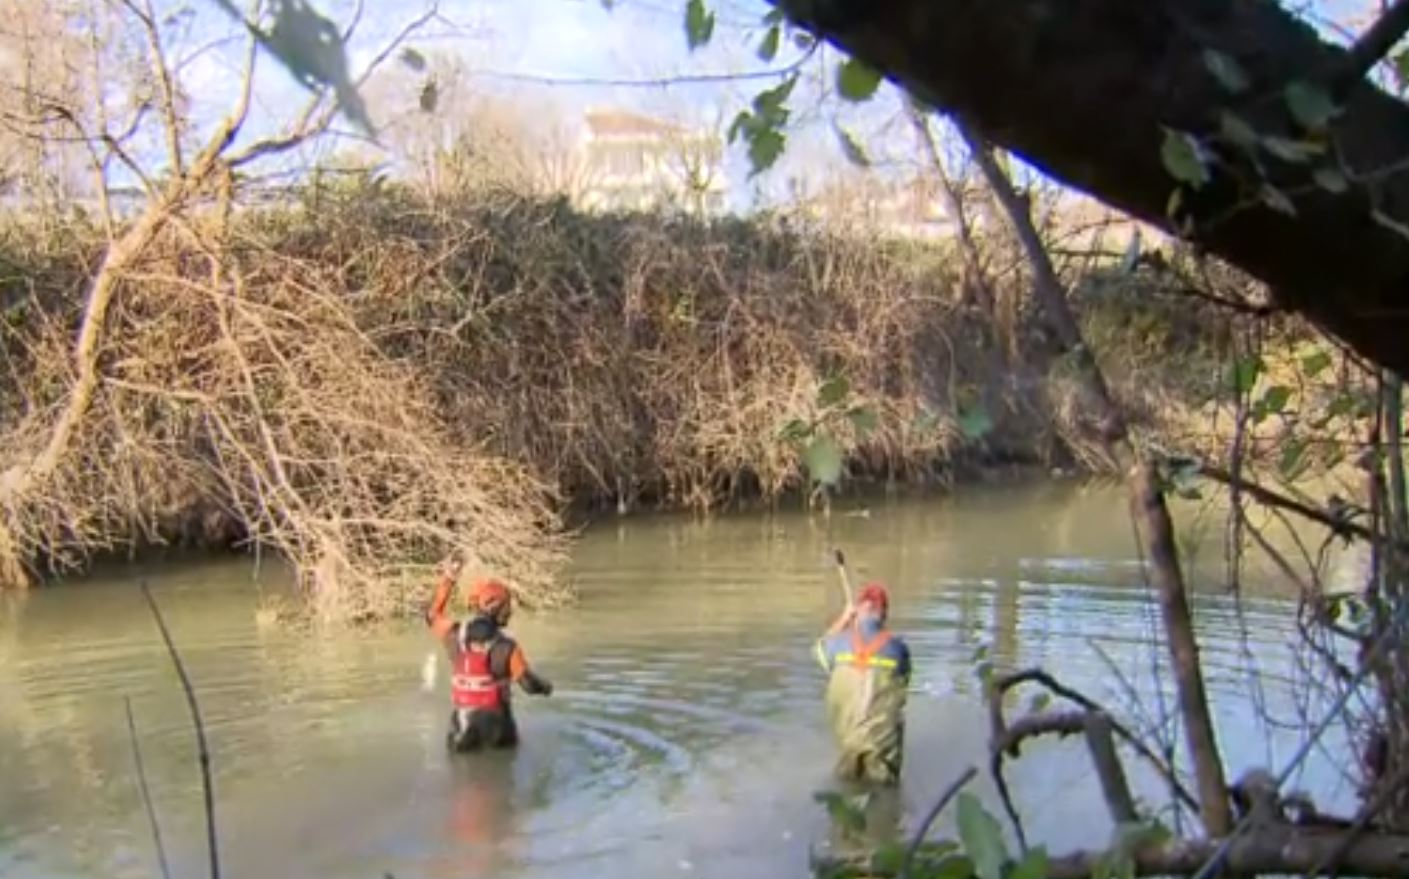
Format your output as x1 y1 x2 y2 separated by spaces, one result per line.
424 556 463 641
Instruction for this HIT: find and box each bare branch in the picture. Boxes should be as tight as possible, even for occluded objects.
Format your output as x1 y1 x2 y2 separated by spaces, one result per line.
124 0 185 175
123 697 172 879
139 581 219 879
1201 464 1395 550
994 669 1201 813
228 4 439 168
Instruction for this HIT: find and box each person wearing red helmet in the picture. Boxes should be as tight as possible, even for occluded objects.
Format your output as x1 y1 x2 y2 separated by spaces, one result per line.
814 580 912 785
425 556 553 753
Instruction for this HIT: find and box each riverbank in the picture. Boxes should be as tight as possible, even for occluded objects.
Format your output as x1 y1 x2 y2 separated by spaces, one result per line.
0 180 1251 618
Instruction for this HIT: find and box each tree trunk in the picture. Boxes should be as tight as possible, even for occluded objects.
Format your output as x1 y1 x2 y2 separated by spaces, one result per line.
960 122 1233 835
772 0 1409 379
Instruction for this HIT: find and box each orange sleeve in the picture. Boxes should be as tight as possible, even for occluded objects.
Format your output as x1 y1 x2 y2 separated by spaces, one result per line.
508 643 529 682
426 574 455 641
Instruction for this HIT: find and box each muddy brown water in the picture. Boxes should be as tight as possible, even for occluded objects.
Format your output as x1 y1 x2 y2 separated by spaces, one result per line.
0 480 1362 878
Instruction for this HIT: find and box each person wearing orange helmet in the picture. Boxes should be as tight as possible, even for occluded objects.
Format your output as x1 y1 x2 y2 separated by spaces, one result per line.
425 555 553 753
814 580 912 785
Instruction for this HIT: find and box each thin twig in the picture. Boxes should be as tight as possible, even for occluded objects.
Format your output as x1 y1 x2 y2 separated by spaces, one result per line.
139 580 220 879
124 696 172 879
898 765 978 879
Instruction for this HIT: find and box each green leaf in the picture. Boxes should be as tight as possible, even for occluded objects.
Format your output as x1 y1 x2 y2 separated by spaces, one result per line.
752 75 797 124
399 47 427 72
1284 80 1338 131
1261 384 1292 415
1218 111 1259 151
818 374 851 409
1396 48 1409 90
1279 438 1309 481
1328 393 1357 419
763 7 785 25
813 790 867 834
1009 846 1049 879
956 792 1009 879
1260 184 1296 216
804 434 845 487
778 418 813 443
971 642 990 663
835 125 871 167
1159 129 1210 188
869 843 908 875
1313 167 1349 193
727 110 752 144
1229 356 1263 395
684 0 715 50
930 855 979 879
1203 49 1249 93
747 126 787 175
758 24 781 61
957 403 994 440
1261 135 1322 163
1301 349 1333 377
847 405 879 436
1027 691 1052 713
837 57 883 102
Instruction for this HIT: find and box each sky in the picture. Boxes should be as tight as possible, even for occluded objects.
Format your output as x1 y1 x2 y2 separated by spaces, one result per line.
142 0 1389 212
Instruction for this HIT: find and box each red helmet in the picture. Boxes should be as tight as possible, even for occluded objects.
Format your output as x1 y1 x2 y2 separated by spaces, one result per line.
468 577 511 615
857 581 889 614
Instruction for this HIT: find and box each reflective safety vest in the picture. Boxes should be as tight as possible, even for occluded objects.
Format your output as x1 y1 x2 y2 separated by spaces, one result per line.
821 624 908 784
834 627 898 672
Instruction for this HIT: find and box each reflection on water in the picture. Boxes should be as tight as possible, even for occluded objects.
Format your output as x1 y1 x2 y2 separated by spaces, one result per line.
0 480 1361 878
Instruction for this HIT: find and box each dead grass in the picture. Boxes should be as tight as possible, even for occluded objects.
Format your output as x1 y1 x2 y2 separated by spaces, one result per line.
0 178 1239 621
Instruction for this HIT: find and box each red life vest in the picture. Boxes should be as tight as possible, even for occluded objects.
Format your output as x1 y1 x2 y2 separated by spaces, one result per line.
451 640 507 711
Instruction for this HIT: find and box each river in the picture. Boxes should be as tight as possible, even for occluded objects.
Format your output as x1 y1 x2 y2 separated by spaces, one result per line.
0 479 1363 879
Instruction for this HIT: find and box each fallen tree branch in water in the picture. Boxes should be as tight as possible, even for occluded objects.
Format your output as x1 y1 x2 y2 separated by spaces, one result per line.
816 824 1409 878
140 580 220 879
991 668 1200 813
124 696 172 879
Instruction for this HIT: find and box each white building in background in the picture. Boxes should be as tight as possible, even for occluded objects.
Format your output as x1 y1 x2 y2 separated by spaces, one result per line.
574 107 728 215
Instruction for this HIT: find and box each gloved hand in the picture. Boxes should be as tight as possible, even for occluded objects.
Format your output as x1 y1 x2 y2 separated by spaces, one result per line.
521 671 553 697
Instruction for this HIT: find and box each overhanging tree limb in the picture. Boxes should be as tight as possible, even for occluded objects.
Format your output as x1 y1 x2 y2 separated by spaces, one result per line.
771 0 1409 379
1336 0 1409 91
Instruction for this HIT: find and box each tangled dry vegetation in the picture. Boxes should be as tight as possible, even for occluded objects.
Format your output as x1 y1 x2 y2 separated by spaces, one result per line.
0 180 1237 621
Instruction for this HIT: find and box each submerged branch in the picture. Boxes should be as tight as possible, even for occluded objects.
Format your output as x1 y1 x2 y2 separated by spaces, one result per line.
124 697 172 879
139 581 219 879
